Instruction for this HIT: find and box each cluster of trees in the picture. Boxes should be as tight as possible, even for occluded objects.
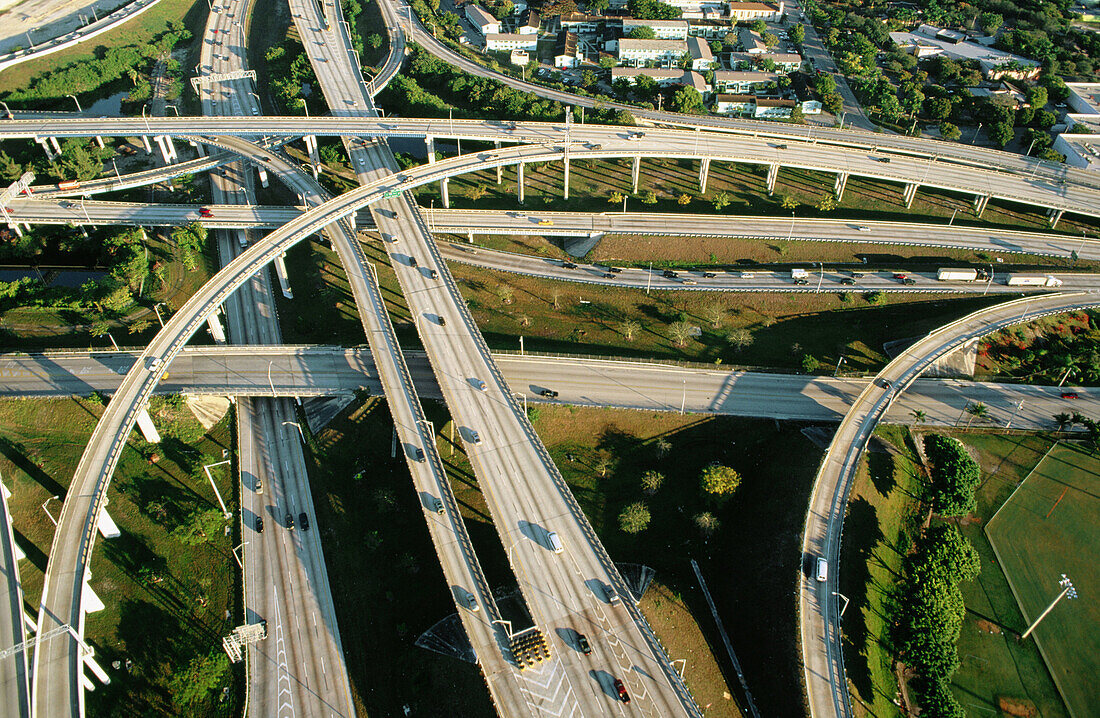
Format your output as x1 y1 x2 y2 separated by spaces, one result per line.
892 525 981 718
924 435 981 517
171 223 209 272
983 312 1100 385
264 40 319 114
617 463 739 536
3 22 191 102
382 45 567 121
627 0 680 20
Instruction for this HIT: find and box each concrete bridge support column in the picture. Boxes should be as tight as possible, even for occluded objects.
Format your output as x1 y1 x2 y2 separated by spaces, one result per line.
83 647 111 686
82 576 106 613
49 136 61 154
517 162 525 204
699 157 711 194
304 135 320 179
903 182 919 209
563 156 570 200
141 135 152 154
5 219 23 238
834 172 848 201
632 156 641 194
425 135 435 164
164 135 178 162
766 163 779 195
275 253 293 299
94 136 104 148
36 137 56 160
495 141 502 184
973 194 991 217
155 136 172 165
135 407 162 443
206 311 226 344
96 496 121 539
441 177 450 209
1049 208 1064 228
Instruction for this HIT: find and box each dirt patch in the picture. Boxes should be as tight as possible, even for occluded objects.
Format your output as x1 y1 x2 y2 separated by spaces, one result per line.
997 696 1038 717
976 619 1003 635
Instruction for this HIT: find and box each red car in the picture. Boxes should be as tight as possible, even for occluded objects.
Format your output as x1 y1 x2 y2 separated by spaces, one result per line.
613 678 630 703
1061 392 1080 399
199 207 213 217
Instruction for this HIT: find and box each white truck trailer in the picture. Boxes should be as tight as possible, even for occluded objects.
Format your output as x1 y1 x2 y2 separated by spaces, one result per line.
1005 274 1064 287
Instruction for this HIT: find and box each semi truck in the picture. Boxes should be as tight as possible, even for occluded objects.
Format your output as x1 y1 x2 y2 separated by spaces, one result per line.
937 268 979 281
791 268 809 279
1006 274 1063 287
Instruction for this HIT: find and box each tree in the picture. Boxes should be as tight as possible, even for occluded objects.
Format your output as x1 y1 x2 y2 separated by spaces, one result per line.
368 33 383 49
641 470 665 495
588 0 609 12
89 319 111 340
988 122 1014 148
128 318 152 335
978 12 1002 34
593 451 613 477
171 508 226 546
618 319 640 341
168 650 230 708
640 189 658 204
1033 110 1056 130
711 191 731 211
780 195 800 211
789 23 804 44
939 122 961 141
677 193 692 206
700 464 741 499
762 31 779 48
912 409 928 424
726 328 754 352
1053 411 1073 430
816 196 837 212
751 19 766 34
668 320 694 347
1027 85 1048 111
618 501 651 533
608 190 626 205
705 302 724 328
801 354 821 373
628 26 656 40
495 285 514 304
924 435 981 516
670 86 704 114
627 0 680 20
965 401 990 426
694 511 720 536
654 437 671 457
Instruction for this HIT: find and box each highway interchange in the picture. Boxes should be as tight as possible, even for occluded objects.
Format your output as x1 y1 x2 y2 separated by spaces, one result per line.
2 1 1100 717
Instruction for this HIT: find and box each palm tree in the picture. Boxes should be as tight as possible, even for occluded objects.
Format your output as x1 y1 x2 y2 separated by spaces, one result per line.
668 320 693 347
1053 412 1073 431
618 319 640 341
911 409 927 424
965 401 990 427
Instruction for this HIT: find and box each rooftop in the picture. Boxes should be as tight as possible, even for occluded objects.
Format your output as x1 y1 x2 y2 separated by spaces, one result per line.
466 4 497 27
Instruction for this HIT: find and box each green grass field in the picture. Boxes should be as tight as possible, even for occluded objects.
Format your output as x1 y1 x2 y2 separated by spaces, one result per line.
986 442 1100 718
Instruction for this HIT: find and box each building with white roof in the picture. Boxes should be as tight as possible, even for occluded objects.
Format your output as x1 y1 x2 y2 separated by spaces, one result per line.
485 33 539 51
621 17 690 40
727 1 784 21
889 25 1039 80
465 4 500 36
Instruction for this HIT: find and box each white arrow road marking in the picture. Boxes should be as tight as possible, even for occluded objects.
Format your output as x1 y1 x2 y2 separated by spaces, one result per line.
273 585 295 718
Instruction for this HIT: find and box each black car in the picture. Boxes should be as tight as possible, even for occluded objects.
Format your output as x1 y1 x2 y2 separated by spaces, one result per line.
607 266 623 274
562 261 578 269
794 278 809 285
299 512 310 530
662 269 678 278
902 277 916 285
539 389 559 398
409 256 418 267
577 633 592 655
285 513 294 530
602 272 614 279
429 269 439 279
256 516 264 533
414 447 425 462
702 271 716 279
840 277 856 285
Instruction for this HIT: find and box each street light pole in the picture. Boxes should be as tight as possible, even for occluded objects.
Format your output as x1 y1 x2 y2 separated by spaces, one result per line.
680 378 686 415
834 355 845 377
646 261 652 295
153 302 166 328
816 261 823 293
1005 399 1025 429
41 495 61 526
66 95 82 113
202 459 232 519
282 421 304 442
832 591 850 617
267 361 275 397
1020 575 1077 640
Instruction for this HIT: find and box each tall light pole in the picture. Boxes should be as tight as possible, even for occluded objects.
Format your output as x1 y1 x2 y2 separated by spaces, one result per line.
153 302 166 328
282 420 304 442
815 261 823 293
41 495 61 526
66 94 82 112
1005 399 1025 429
1020 575 1077 640
832 591 849 617
834 355 846 377
202 459 232 519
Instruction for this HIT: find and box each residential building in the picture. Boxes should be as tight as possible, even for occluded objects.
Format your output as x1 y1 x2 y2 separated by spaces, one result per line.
559 12 601 33
713 70 780 93
517 9 540 34
618 38 687 66
730 51 801 71
661 0 728 18
1053 133 1100 170
621 17 690 40
465 4 500 36
888 25 1040 80
1065 82 1100 115
554 31 581 68
754 97 796 117
688 19 735 39
714 93 755 114
727 1 784 21
510 49 530 66
737 27 767 54
485 33 539 51
686 36 714 70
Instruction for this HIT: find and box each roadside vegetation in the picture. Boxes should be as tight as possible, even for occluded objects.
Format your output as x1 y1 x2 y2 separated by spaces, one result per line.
976 310 1100 386
0 396 240 716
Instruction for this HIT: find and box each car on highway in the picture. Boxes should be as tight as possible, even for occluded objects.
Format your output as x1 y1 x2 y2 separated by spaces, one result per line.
682 278 697 285
605 583 619 604
841 277 856 285
429 269 438 279
474 379 488 392
538 219 554 225
902 277 916 285
255 478 263 494
285 512 294 530
539 389 559 398
606 266 623 273
437 315 446 327
431 497 445 514
856 225 871 232
613 678 631 703
702 271 717 278
414 447 425 462
408 256 418 267
602 272 614 279
576 633 591 655
1061 392 1080 399
299 512 310 530
662 269 678 278
199 207 213 217
794 278 809 285
816 557 828 582
256 516 264 533
469 429 482 445
562 261 578 269
893 273 908 280
546 531 563 554
740 271 755 279
464 591 479 611
145 356 161 371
